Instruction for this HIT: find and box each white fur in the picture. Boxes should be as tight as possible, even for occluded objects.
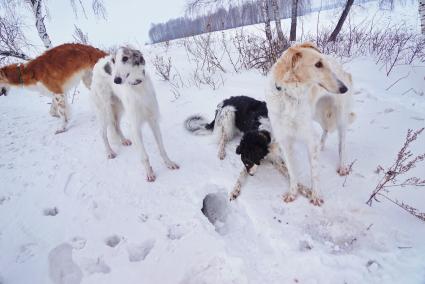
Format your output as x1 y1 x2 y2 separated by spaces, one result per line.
266 57 354 205
91 54 178 182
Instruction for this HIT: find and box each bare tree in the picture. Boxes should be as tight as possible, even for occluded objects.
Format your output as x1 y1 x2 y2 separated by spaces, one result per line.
327 0 354 42
0 15 31 63
261 0 273 43
270 0 286 44
420 0 425 35
28 0 53 48
73 25 89 44
290 0 298 41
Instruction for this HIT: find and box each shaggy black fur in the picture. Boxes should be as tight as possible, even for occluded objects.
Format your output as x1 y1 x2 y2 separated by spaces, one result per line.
185 95 272 174
236 130 271 174
216 95 268 132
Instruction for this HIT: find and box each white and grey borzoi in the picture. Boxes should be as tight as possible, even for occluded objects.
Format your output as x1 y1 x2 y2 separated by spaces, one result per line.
91 47 179 182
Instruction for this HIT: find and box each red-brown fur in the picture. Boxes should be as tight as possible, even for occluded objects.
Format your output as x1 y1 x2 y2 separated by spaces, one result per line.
0 43 107 93
0 43 107 133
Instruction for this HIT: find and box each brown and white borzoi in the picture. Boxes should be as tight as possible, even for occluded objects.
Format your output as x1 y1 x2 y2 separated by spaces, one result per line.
0 43 107 134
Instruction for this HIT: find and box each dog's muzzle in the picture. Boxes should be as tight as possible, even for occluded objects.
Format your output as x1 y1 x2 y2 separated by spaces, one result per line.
114 77 122 84
247 164 258 176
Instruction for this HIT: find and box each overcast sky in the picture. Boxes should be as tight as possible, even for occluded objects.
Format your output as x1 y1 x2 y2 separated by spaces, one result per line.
39 0 188 48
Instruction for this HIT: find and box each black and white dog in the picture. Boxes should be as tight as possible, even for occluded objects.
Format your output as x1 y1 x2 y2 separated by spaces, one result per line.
185 95 288 200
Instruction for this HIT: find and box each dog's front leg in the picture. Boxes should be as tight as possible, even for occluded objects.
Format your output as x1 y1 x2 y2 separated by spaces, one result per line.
271 156 288 177
148 120 179 170
49 97 59 118
218 126 227 160
100 120 116 159
230 169 248 201
131 123 155 182
337 125 349 176
320 129 328 150
279 137 298 203
54 93 69 134
307 138 324 206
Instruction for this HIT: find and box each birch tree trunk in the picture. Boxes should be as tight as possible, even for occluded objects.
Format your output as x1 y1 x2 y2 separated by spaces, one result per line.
261 0 273 43
29 0 52 48
270 0 285 44
420 0 425 35
327 0 354 42
290 0 298 41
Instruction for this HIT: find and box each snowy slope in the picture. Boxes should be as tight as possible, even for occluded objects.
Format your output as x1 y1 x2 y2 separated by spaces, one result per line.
1 1 425 284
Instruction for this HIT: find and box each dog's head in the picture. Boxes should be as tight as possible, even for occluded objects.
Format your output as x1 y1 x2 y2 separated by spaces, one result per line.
236 130 271 176
110 47 146 86
273 42 348 95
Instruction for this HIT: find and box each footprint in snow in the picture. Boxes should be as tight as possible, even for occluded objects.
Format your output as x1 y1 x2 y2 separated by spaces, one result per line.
127 239 155 262
16 243 38 263
104 234 122 248
81 257 111 275
167 224 187 240
43 207 59 216
48 243 83 284
201 192 230 235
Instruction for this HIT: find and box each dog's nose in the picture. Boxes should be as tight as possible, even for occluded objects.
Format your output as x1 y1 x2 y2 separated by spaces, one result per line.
114 77 122 84
339 85 348 94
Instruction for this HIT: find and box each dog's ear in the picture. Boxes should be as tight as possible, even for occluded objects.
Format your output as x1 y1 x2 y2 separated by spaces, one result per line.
103 62 112 75
291 51 302 69
236 145 241 155
135 51 145 66
298 42 321 53
273 48 302 83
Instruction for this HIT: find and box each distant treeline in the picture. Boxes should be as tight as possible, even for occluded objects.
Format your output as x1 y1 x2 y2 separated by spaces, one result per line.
148 0 373 43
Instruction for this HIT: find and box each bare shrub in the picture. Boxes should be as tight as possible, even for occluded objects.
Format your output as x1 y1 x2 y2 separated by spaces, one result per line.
0 15 31 63
152 55 172 81
367 128 425 221
311 21 425 75
73 25 89 44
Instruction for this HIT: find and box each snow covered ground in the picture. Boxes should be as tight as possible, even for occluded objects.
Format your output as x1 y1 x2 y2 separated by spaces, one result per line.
1 1 425 284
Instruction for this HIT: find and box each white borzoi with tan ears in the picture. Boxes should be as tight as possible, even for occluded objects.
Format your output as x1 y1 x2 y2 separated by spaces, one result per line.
91 46 179 182
0 43 107 134
266 42 355 206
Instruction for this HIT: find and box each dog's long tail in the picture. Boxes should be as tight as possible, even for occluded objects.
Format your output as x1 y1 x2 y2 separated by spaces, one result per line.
184 115 215 135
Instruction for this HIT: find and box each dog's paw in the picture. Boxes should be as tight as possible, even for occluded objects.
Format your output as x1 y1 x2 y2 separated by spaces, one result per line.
337 166 350 176
283 193 297 203
229 191 239 201
309 195 324 206
166 160 179 170
107 151 117 159
54 128 67 135
218 151 226 160
146 168 156 182
297 183 312 198
121 139 132 146
229 187 241 201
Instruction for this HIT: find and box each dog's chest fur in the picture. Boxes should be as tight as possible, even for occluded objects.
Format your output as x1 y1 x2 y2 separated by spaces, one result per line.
112 75 159 121
266 85 315 140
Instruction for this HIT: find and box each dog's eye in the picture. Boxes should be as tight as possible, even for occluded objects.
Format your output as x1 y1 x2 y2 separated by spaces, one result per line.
111 58 115 64
126 73 130 78
122 56 128 62
275 84 282 91
315 61 323 68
